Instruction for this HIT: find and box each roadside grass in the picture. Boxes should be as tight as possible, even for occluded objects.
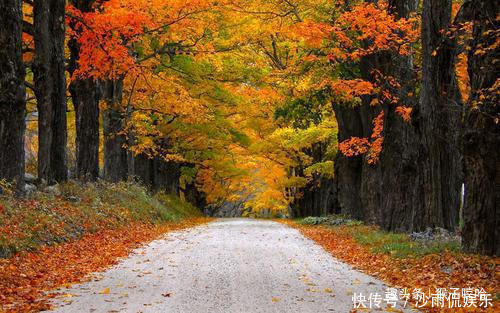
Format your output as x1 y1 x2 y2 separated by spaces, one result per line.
285 217 499 312
295 215 461 259
351 226 461 258
0 181 203 258
0 181 209 312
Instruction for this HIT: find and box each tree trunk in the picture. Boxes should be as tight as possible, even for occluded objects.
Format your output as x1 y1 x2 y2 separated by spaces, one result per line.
0 0 26 192
290 144 337 218
71 80 100 181
183 180 207 209
32 0 68 184
132 153 154 187
68 0 100 181
461 0 499 256
416 0 462 231
102 79 128 182
358 93 382 225
376 0 422 232
332 104 364 219
153 158 181 195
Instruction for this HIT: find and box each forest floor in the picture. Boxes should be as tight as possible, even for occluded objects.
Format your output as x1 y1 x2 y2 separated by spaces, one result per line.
46 219 415 313
282 219 499 312
0 182 209 312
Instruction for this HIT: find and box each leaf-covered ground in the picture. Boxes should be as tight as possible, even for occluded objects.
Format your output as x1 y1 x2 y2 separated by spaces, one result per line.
0 181 210 312
0 181 202 258
0 219 209 312
282 220 499 312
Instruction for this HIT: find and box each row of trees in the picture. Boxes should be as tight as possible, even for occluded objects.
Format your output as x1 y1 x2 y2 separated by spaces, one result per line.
0 0 189 199
0 0 498 256
290 0 498 256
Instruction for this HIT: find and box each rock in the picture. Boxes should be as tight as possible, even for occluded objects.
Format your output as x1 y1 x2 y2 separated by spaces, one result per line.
44 184 61 196
275 212 287 219
410 227 434 242
410 227 459 243
24 183 37 195
24 173 37 184
66 196 80 203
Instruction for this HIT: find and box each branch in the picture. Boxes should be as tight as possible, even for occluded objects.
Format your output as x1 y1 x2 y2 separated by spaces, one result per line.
22 20 34 36
24 81 35 91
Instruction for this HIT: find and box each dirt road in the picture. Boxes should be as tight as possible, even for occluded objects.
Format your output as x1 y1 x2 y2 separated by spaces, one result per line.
49 219 415 312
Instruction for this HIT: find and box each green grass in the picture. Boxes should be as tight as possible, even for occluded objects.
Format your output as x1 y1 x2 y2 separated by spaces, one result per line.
352 228 461 258
297 215 461 258
0 181 202 258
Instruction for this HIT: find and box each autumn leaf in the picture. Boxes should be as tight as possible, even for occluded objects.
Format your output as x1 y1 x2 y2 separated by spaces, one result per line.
99 287 110 295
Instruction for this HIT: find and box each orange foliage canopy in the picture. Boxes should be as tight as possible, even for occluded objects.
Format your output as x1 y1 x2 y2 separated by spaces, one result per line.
291 1 419 165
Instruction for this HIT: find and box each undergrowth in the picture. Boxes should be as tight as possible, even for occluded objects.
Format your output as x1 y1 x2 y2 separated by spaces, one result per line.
297 215 461 258
0 181 202 258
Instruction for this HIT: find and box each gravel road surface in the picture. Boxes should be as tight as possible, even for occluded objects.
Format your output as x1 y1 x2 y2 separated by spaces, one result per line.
48 219 416 312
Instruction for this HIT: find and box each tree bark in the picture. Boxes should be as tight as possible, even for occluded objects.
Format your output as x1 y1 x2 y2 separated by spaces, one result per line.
68 0 101 181
32 0 68 184
290 143 337 218
70 79 100 181
461 0 499 256
153 158 181 195
416 0 462 231
132 153 154 187
332 104 364 219
102 79 129 182
131 153 181 196
376 0 422 232
0 0 26 192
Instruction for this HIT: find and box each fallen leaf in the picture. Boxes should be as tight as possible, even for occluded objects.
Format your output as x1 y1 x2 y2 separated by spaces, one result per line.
99 287 110 295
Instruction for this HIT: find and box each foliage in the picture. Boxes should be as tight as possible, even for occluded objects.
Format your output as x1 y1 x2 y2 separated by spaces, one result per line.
16 0 483 218
0 181 202 258
298 214 363 226
352 228 461 258
0 218 209 312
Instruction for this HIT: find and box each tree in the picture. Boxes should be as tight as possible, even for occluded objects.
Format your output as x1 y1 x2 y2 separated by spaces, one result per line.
416 0 462 230
0 0 26 192
68 0 101 181
374 0 421 232
102 79 129 182
461 0 499 256
32 0 68 183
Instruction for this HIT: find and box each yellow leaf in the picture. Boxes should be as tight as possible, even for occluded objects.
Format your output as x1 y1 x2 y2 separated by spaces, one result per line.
99 287 110 295
324 288 333 293
271 297 280 302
